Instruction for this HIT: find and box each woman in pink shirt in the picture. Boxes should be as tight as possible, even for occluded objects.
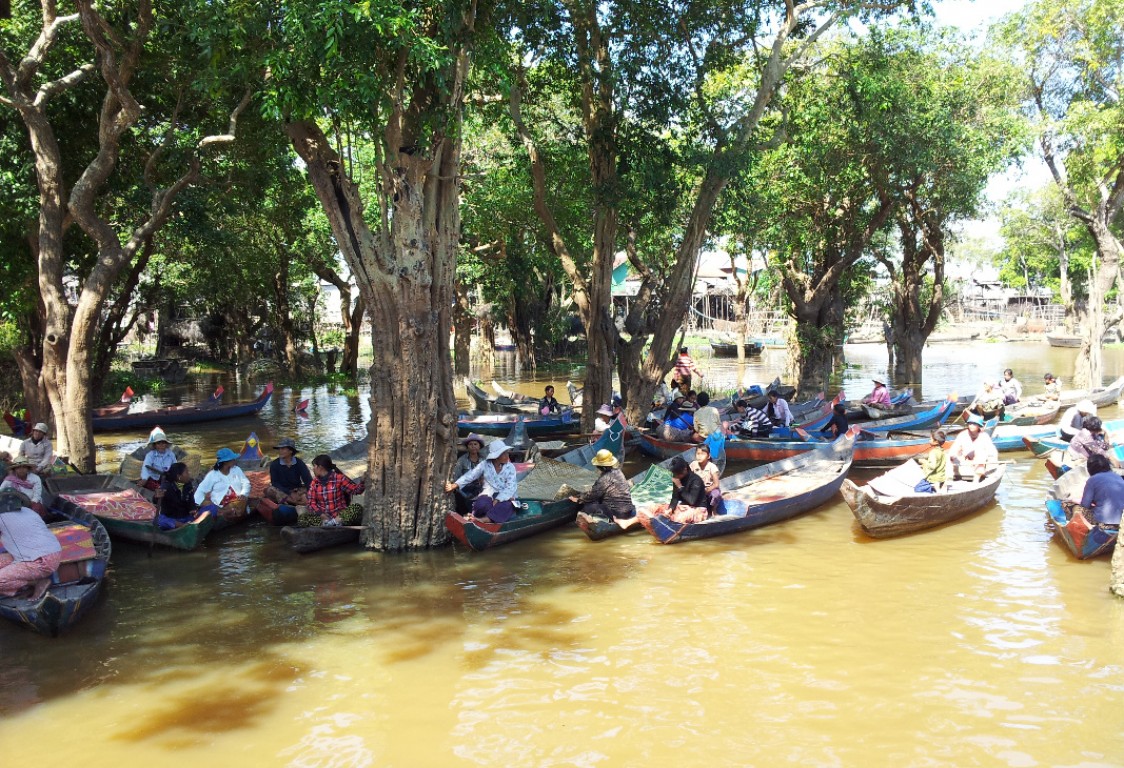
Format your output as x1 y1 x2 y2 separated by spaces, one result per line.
862 378 892 408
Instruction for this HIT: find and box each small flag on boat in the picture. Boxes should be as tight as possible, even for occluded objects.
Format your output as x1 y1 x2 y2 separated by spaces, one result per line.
296 398 310 412
239 432 264 462
121 386 135 401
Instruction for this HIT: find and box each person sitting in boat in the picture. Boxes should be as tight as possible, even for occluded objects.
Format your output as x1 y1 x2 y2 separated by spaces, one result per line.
861 378 892 408
690 443 723 511
683 390 699 412
155 462 199 529
452 433 486 498
948 415 998 482
1062 416 1121 468
672 346 703 390
999 369 1022 405
0 451 10 478
691 392 722 440
646 456 711 524
915 429 949 493
1042 372 1061 401
593 404 616 434
968 380 1005 419
610 395 626 426
1077 453 1124 527
1060 400 1097 443
194 447 251 523
138 428 176 491
0 491 61 600
820 403 850 438
731 400 773 438
445 440 520 523
267 438 313 506
765 389 794 427
658 397 695 442
308 454 365 527
20 422 52 476
540 385 562 416
569 449 636 528
0 455 47 517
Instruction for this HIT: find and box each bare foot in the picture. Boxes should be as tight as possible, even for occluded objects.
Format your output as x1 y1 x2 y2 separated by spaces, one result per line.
29 578 51 600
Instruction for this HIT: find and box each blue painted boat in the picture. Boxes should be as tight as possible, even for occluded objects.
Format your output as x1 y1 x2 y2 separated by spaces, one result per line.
991 424 1057 452
457 409 580 437
847 396 956 434
1045 499 1118 559
1023 417 1124 454
638 431 856 544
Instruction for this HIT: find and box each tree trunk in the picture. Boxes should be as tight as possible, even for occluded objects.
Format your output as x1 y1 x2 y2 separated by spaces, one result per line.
286 117 460 550
786 309 840 398
341 298 365 379
453 285 473 377
888 215 945 391
1073 219 1122 388
274 256 300 377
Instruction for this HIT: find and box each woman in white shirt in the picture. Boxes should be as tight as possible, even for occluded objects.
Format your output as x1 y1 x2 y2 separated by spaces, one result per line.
446 440 520 523
194 447 250 523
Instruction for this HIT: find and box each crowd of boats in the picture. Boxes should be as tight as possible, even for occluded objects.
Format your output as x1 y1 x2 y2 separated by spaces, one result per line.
2 373 1122 638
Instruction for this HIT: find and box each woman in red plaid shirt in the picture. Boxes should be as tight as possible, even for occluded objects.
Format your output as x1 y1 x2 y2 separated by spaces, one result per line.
307 454 364 527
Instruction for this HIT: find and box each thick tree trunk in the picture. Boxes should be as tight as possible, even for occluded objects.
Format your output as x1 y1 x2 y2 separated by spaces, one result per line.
1073 220 1122 388
12 344 49 426
286 118 460 550
453 285 473 377
341 299 365 379
273 257 300 377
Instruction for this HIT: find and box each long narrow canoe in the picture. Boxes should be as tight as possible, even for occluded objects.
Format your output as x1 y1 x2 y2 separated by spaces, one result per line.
991 424 1058 452
638 431 856 544
850 397 956 434
463 378 539 415
1021 417 1124 455
45 475 214 550
457 410 580 437
842 462 1005 538
1058 375 1124 407
280 524 363 553
710 341 764 358
92 383 272 432
1001 400 1060 426
1045 467 1118 558
446 499 579 551
0 503 111 636
1046 332 1082 348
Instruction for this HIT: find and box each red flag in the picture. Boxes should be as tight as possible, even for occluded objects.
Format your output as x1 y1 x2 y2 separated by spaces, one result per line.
122 386 135 401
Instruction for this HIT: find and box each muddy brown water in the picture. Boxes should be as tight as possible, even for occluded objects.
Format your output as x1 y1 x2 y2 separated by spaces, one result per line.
2 342 1122 767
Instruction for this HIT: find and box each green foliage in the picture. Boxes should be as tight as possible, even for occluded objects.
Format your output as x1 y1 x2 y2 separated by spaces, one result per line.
996 185 1093 297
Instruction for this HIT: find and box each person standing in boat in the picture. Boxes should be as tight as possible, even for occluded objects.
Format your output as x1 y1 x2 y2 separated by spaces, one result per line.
1078 453 1124 527
1060 400 1097 443
999 369 1022 405
948 415 998 482
1062 416 1121 468
266 438 313 506
0 491 61 600
138 428 176 491
765 389 794 427
820 403 850 439
539 385 562 416
0 456 47 517
156 462 199 529
445 440 520 523
692 392 722 440
307 454 365 527
451 433 486 499
570 449 636 528
862 378 892 408
19 422 52 476
689 443 723 512
194 448 251 523
915 429 949 493
671 347 703 390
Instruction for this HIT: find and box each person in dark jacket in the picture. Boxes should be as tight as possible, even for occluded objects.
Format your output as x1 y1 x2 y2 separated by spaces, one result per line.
156 463 198 529
820 404 850 438
668 456 711 522
267 438 313 505
571 449 636 525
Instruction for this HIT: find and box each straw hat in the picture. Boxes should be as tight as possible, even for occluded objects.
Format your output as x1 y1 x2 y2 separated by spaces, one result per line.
591 449 619 468
32 422 49 434
461 433 485 447
215 447 239 463
8 455 35 470
1077 399 1097 415
485 441 511 461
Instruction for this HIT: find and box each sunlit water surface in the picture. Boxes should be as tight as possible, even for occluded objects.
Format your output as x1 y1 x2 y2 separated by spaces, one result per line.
2 342 1123 767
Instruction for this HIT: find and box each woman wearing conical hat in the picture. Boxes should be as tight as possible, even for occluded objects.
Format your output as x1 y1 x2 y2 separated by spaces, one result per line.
569 449 636 528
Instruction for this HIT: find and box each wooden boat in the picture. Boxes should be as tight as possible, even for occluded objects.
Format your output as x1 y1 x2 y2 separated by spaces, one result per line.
4 389 134 437
118 438 203 481
463 378 539 415
991 424 1056 452
0 501 111 636
457 409 580 438
861 401 913 419
1022 417 1124 455
638 431 856 544
1045 467 1118 558
445 498 579 551
1046 331 1082 348
1001 400 1060 426
842 461 1005 538
131 357 188 383
577 432 728 541
843 389 913 422
45 474 214 550
709 340 764 358
280 524 363 553
853 397 956 434
92 383 270 432
1058 375 1124 407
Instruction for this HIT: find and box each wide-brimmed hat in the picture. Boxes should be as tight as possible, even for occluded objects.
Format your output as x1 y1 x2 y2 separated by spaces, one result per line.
871 378 885 386
596 404 614 417
32 422 48 434
274 437 299 452
1077 399 1097 415
966 414 984 427
486 441 511 461
591 449 619 468
148 427 169 445
8 455 35 470
215 447 239 463
461 433 485 447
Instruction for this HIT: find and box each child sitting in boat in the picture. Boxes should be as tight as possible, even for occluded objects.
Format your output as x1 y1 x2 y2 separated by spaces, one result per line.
915 429 948 493
445 441 519 523
731 400 773 438
308 454 365 527
138 428 175 491
0 491 61 600
156 462 199 529
691 393 722 440
689 444 723 512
